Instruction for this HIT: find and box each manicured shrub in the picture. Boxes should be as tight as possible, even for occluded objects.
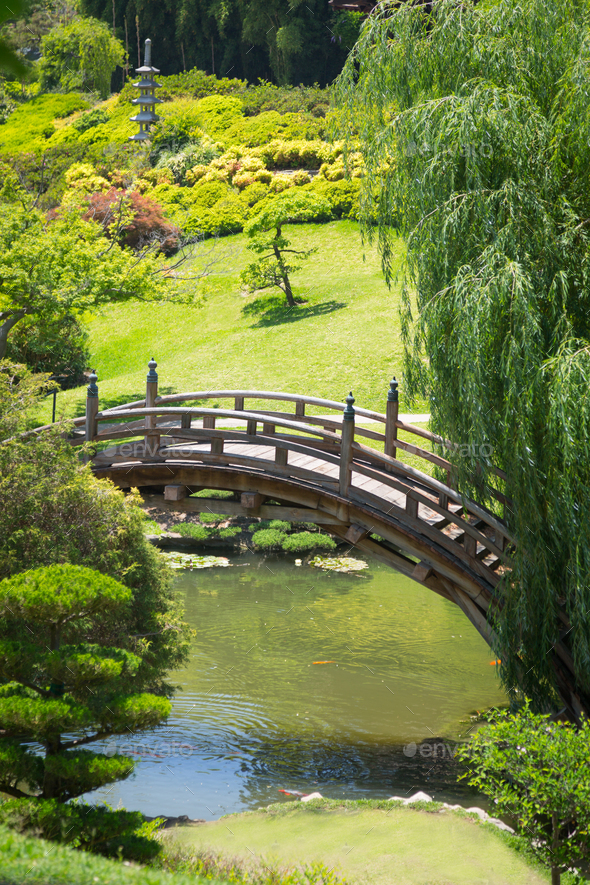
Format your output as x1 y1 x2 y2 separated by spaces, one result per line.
268 174 294 194
252 138 335 170
64 161 110 193
240 182 270 207
184 193 246 237
72 108 110 133
176 523 211 540
241 81 331 118
150 102 204 154
218 526 242 539
249 520 292 533
83 188 180 253
0 799 163 862
292 170 311 186
155 138 220 185
251 528 287 550
200 512 221 524
191 179 232 208
223 112 326 148
196 95 244 139
307 178 360 220
281 532 337 553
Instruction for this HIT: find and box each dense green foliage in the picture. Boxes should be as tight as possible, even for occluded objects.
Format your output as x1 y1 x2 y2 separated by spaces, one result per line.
456 704 590 884
39 17 124 99
0 191 185 360
0 0 26 76
281 532 336 554
5 313 89 385
337 0 590 712
0 800 164 862
0 565 171 802
79 0 359 86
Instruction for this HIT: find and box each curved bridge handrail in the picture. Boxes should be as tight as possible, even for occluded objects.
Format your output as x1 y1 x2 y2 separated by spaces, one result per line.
107 389 389 423
88 404 513 549
97 389 507 486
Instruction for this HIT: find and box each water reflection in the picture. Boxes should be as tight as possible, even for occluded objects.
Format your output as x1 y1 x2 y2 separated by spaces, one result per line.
90 552 505 818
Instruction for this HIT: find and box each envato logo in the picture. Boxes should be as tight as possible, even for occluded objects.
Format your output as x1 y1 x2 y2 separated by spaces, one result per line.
106 739 198 759
403 741 459 760
435 442 494 459
400 138 493 160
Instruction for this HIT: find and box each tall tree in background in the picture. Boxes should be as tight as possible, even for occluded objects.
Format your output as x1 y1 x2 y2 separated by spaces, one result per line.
336 0 590 715
80 0 353 85
39 16 124 97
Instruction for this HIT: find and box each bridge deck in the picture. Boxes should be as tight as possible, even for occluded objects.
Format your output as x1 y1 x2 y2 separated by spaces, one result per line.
32 366 585 722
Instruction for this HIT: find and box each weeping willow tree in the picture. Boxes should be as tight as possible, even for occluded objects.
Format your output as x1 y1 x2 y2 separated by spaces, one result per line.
336 0 590 716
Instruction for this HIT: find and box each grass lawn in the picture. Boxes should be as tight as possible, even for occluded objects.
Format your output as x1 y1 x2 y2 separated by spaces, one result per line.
0 826 224 885
166 801 550 885
38 221 421 424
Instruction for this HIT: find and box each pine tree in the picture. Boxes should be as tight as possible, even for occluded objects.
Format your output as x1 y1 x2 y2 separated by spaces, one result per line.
0 565 171 801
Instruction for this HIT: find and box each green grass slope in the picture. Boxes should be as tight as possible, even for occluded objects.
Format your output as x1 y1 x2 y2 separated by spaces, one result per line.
42 221 415 423
167 801 550 885
0 825 225 885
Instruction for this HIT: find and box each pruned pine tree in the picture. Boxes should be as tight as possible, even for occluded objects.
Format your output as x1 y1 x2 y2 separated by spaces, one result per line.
0 565 171 801
336 0 590 713
241 191 330 307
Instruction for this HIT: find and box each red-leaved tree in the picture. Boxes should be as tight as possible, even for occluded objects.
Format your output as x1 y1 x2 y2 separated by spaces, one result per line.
84 189 179 255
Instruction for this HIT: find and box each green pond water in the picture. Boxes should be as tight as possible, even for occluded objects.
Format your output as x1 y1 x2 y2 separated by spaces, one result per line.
91 552 506 819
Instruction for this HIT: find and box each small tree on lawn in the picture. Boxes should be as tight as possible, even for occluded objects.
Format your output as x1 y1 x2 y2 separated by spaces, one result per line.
0 564 172 802
240 191 331 308
455 703 590 885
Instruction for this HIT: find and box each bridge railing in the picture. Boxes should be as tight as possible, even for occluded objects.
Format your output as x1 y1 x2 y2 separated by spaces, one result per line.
78 363 506 496
74 360 513 580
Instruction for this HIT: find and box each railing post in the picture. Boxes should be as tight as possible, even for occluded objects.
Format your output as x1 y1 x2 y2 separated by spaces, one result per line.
385 376 399 459
145 357 160 455
339 392 355 497
85 369 99 444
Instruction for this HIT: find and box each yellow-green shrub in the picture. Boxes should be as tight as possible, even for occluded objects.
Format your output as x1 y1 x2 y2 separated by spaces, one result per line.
0 94 90 154
306 178 360 220
240 183 270 207
222 111 325 147
64 163 110 193
195 95 244 139
269 174 294 194
251 138 338 169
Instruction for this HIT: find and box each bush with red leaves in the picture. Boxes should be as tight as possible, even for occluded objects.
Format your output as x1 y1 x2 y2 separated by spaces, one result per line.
84 188 180 255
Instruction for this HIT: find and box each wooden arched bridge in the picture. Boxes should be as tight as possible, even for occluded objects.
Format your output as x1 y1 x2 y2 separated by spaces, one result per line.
40 359 586 721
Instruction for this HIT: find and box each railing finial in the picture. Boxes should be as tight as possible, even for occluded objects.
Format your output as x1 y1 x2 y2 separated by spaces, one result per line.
87 369 98 398
388 376 399 403
343 391 355 422
147 357 158 382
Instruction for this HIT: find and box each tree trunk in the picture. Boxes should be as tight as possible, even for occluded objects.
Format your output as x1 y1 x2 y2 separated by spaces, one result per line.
273 242 295 308
42 739 62 800
0 310 27 360
551 813 560 885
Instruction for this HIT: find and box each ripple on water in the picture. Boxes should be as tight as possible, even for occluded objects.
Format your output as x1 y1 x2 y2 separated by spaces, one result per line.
88 553 505 818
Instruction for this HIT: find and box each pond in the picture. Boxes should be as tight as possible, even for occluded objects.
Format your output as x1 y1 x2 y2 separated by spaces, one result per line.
89 552 506 819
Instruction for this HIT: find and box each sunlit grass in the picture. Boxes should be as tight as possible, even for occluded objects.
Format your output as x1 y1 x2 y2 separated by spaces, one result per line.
38 221 426 425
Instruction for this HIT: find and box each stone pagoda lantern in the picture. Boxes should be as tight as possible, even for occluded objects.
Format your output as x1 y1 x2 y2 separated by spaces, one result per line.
129 38 162 142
